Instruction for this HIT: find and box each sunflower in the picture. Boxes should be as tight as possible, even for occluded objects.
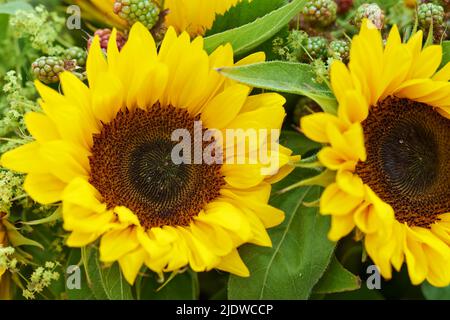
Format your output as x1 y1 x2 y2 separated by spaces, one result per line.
163 0 241 36
71 0 240 36
301 20 450 287
1 22 296 284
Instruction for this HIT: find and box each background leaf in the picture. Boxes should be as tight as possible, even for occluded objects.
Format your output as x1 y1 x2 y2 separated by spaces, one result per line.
422 282 450 300
204 0 307 56
441 41 450 67
219 61 337 114
207 0 287 36
65 248 95 300
0 1 33 14
228 168 335 299
84 247 134 300
138 270 199 300
313 256 361 294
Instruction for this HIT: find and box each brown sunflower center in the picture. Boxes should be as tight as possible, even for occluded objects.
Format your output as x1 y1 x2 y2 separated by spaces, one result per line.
355 97 450 228
89 104 225 229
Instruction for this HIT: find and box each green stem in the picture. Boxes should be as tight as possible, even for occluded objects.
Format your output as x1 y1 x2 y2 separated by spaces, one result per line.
276 169 335 195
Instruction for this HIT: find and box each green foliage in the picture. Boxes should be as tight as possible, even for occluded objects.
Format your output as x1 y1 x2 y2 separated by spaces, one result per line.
137 270 199 300
218 61 337 113
313 256 361 294
422 282 450 300
0 1 33 15
442 41 450 67
207 0 288 35
228 173 335 299
78 247 134 300
204 0 307 55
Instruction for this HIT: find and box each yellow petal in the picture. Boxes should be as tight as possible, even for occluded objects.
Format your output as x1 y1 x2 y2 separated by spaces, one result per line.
320 183 363 216
86 36 108 87
409 45 442 79
100 227 139 262
91 71 124 124
216 249 250 277
201 84 250 129
1 142 48 174
301 113 345 143
66 231 101 247
328 213 355 241
24 173 66 204
235 52 266 66
433 62 450 82
24 112 59 142
118 248 146 285
330 60 354 103
39 141 89 183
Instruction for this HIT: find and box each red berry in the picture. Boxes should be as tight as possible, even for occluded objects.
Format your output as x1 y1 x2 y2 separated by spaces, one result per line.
87 29 128 52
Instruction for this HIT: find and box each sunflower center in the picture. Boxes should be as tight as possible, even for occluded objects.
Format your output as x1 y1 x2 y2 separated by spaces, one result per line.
89 104 225 229
355 97 450 228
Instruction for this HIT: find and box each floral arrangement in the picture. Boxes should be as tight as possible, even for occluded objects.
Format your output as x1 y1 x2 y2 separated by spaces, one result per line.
0 0 449 301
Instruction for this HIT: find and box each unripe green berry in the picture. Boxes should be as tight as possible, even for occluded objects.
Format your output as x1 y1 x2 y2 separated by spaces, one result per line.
303 36 328 61
302 0 338 27
328 40 350 62
113 0 160 30
31 56 65 84
418 3 444 28
354 3 385 30
64 47 87 67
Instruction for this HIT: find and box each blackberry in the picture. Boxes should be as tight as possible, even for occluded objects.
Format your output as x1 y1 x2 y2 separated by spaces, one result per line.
31 56 65 84
302 36 328 61
328 40 350 62
302 0 338 27
64 47 87 67
354 3 385 30
113 0 160 30
87 29 128 52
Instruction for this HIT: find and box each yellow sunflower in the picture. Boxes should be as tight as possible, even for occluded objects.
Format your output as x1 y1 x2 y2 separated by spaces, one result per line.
1 23 296 284
163 0 241 36
71 0 240 36
301 20 450 287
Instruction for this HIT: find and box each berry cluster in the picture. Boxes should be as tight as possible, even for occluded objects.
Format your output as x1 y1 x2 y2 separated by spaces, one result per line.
113 0 161 30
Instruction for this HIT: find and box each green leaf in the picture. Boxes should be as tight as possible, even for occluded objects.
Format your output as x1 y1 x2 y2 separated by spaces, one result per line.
204 0 307 56
65 249 96 300
279 130 321 156
207 0 287 36
228 170 335 299
84 247 134 300
441 41 450 68
0 1 33 15
218 61 337 114
313 256 361 295
422 282 450 300
22 207 61 226
138 270 199 300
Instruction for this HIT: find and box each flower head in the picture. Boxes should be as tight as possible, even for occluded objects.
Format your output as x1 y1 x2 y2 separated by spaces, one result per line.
301 20 450 287
1 23 296 284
